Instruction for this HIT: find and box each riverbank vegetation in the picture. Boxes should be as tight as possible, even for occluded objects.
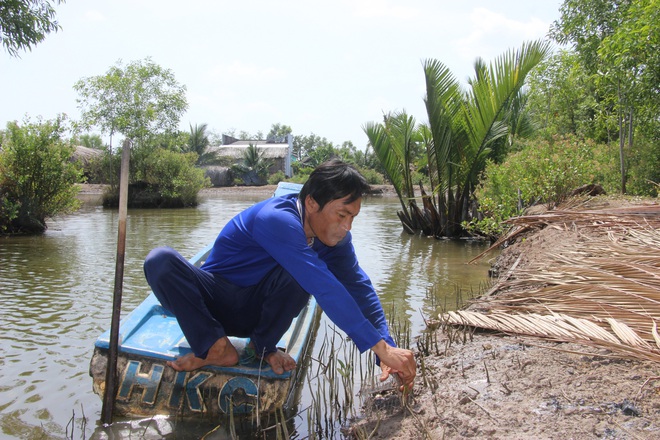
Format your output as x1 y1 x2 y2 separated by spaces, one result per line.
0 116 82 234
1 0 657 235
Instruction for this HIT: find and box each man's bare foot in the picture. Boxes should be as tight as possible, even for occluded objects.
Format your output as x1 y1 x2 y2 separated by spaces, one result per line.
245 342 296 375
264 350 297 375
167 337 239 372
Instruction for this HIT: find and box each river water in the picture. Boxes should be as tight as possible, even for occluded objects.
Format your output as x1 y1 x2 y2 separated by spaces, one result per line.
0 192 494 439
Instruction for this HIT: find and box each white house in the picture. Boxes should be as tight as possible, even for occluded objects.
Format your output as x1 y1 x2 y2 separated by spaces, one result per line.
209 134 293 177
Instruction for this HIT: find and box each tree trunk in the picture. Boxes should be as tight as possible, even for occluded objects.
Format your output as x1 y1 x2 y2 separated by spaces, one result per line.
617 83 627 195
618 113 626 194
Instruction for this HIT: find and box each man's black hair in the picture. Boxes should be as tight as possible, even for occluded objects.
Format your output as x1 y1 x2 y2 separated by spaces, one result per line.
299 159 370 210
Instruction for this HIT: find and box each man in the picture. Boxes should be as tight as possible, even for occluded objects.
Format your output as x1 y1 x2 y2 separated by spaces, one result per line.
143 160 416 391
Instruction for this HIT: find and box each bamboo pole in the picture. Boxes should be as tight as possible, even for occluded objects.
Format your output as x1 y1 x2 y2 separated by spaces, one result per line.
101 138 131 424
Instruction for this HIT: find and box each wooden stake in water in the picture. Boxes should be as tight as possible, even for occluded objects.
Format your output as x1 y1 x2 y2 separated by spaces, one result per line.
101 139 131 425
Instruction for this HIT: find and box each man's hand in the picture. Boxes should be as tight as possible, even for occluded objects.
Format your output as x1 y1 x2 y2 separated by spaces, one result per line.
371 340 416 393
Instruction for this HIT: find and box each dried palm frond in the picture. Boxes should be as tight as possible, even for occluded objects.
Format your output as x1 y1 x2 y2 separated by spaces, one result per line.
652 321 660 348
446 204 660 363
606 317 652 349
469 204 660 264
443 310 660 363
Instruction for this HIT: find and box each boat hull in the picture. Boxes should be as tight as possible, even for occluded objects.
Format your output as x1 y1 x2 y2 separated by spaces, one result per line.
90 288 319 418
89 321 317 417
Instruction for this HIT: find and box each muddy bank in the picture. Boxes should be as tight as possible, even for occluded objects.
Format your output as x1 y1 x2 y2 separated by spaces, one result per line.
353 332 660 439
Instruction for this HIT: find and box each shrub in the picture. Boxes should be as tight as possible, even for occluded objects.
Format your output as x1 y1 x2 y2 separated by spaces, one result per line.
268 170 286 185
466 135 618 238
103 146 209 208
287 164 382 186
357 166 386 185
83 150 118 184
288 166 313 184
0 117 83 234
625 138 660 197
149 149 209 205
0 190 20 234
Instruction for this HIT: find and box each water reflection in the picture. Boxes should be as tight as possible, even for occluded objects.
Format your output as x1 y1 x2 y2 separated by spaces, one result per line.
0 193 494 438
353 197 492 335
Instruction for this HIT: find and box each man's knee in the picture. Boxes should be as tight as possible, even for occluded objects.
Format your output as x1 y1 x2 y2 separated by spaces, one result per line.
144 247 179 280
144 247 192 311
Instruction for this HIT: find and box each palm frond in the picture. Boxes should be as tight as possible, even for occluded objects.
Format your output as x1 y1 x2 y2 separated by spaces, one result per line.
363 120 408 218
444 310 660 363
422 59 462 198
461 39 552 190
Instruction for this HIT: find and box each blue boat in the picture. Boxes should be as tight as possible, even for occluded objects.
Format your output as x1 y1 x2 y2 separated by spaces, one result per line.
90 182 320 417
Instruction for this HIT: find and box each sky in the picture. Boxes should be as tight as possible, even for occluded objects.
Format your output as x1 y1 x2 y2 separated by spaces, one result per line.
1 0 564 147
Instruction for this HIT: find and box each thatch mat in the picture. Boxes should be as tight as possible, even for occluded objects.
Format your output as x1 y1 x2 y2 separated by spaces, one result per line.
352 196 660 439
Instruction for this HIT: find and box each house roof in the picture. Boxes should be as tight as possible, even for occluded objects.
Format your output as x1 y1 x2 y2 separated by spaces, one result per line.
212 134 291 159
208 144 290 159
72 145 103 164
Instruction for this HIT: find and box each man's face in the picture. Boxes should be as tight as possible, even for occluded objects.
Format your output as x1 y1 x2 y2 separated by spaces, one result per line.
304 195 361 247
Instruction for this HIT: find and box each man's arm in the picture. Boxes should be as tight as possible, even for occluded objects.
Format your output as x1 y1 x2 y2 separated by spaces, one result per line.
324 242 417 391
318 235 396 347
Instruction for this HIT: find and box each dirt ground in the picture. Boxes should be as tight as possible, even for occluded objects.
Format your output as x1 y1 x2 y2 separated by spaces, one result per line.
352 333 660 439
351 196 660 440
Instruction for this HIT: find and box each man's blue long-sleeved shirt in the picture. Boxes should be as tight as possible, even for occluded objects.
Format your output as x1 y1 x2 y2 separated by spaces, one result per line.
201 193 395 352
